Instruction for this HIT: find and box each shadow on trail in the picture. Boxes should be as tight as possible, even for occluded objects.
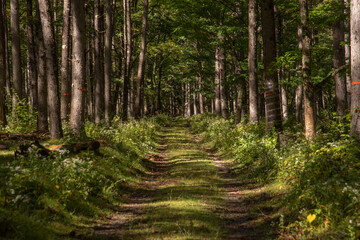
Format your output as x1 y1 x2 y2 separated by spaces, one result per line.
85 120 280 240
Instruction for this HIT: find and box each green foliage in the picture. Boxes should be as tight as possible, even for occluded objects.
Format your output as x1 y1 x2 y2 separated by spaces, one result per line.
190 114 360 239
190 113 236 151
0 117 162 239
3 98 37 133
277 116 360 239
85 117 159 155
232 123 278 182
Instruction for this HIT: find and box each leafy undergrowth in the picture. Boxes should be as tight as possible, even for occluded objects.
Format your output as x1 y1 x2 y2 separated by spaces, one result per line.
189 113 360 240
0 114 170 239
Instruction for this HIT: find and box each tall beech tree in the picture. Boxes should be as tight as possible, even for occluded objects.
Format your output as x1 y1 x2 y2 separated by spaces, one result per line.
248 0 258 123
27 0 37 111
261 0 282 131
94 0 105 123
70 0 86 135
104 0 113 123
60 0 71 120
36 3 48 132
135 0 149 119
299 0 315 140
218 45 228 119
2 0 10 102
350 0 360 139
0 0 6 126
123 0 132 121
333 0 347 117
10 0 23 110
38 0 63 139
214 48 221 115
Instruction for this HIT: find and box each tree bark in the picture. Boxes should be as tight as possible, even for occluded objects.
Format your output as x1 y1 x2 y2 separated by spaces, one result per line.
214 48 221 115
261 0 282 131
235 57 247 124
218 46 228 119
193 84 198 115
94 0 105 123
10 0 23 110
135 0 148 119
345 0 351 108
350 0 360 138
185 83 191 117
157 63 162 113
333 0 347 117
280 78 288 121
104 0 113 122
60 0 71 120
86 4 94 121
0 0 6 126
2 1 10 104
27 0 38 112
299 0 316 140
70 0 86 135
36 3 48 133
122 0 132 121
248 0 258 123
38 0 63 139
198 74 204 114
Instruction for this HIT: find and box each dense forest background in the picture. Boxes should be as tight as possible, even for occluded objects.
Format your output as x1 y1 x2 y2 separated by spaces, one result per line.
0 0 359 139
0 0 360 239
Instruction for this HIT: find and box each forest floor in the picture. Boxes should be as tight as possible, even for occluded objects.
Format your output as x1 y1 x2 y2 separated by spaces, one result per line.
84 120 281 239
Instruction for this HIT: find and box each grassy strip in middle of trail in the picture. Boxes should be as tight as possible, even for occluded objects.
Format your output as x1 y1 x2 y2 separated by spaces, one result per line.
148 123 225 239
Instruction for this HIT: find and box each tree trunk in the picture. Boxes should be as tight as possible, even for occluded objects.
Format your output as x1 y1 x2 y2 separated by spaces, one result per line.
157 64 162 113
218 46 228 119
104 0 113 123
214 48 221 115
135 0 148 119
27 0 37 112
86 5 94 121
248 0 258 123
10 0 23 111
350 0 360 138
333 0 347 117
94 0 105 123
2 1 10 104
295 85 303 122
60 0 71 120
122 0 132 121
193 84 198 115
38 0 63 139
235 60 246 124
185 83 191 117
198 74 204 114
280 79 288 121
0 0 6 126
70 0 86 135
299 0 315 140
36 4 48 133
261 0 282 131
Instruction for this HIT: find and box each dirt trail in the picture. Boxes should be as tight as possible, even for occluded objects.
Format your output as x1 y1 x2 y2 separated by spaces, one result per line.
86 120 279 239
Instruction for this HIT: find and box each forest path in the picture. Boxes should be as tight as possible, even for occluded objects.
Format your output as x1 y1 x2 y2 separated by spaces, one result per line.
87 120 278 239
